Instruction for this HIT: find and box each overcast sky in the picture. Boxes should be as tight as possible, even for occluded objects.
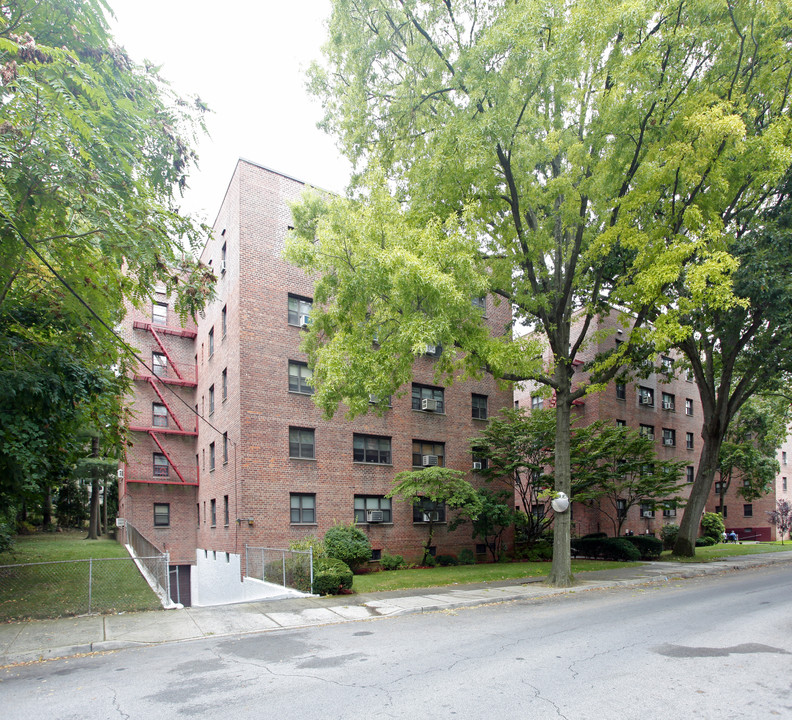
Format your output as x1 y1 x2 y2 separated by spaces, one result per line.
109 0 352 224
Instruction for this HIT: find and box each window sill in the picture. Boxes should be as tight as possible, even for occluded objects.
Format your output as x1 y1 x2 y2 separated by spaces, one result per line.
352 461 393 467
289 456 317 461
288 390 315 397
290 522 318 526
355 521 394 526
472 416 488 422
413 521 447 525
412 409 446 416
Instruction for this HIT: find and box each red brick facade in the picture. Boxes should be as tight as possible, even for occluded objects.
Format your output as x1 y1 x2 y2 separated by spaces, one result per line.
119 160 513 578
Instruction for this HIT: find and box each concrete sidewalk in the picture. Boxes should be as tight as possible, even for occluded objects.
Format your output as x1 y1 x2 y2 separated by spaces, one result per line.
2 551 791 667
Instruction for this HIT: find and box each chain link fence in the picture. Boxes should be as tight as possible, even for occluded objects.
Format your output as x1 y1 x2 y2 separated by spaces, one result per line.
0 557 163 622
245 546 313 594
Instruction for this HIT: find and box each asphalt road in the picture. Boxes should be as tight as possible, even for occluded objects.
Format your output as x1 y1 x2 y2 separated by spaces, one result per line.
2 565 790 719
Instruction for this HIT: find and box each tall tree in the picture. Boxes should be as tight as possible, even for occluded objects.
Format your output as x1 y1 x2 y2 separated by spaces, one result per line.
289 0 792 585
668 179 792 556
0 0 214 518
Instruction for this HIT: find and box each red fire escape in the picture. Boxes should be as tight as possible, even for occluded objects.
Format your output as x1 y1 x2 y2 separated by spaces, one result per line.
126 320 199 487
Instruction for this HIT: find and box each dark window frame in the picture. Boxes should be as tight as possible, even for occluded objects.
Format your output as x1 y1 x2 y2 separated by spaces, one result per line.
290 493 316 524
353 434 392 464
289 427 315 459
288 294 313 326
412 383 445 413
153 503 170 527
288 360 314 395
354 495 393 523
472 393 488 420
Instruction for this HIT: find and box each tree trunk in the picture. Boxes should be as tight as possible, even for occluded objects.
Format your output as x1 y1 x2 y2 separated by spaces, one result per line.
42 486 52 529
102 476 108 535
548 384 574 587
86 437 100 540
673 431 723 556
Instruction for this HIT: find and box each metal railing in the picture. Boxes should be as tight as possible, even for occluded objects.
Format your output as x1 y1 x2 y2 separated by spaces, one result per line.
0 557 163 621
124 523 171 601
245 546 313 594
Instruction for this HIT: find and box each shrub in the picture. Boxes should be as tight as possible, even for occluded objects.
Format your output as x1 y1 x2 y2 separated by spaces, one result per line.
324 521 372 570
436 554 458 566
660 523 679 550
380 552 405 571
457 548 476 565
701 512 726 541
0 522 13 555
289 535 326 560
695 535 718 547
421 554 437 567
571 537 640 561
582 532 608 539
312 558 353 595
623 535 663 560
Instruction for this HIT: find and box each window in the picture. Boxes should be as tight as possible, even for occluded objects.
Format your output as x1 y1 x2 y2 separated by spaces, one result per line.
288 361 313 394
413 440 445 467
208 384 214 414
153 453 169 478
221 242 227 273
210 498 217 526
152 302 167 326
686 432 694 450
472 394 488 420
716 505 728 518
530 504 546 520
289 427 315 459
222 305 227 338
209 442 215 471
208 327 214 357
152 403 168 427
222 368 228 401
223 495 229 526
531 395 543 410
424 343 442 358
290 493 316 523
714 481 725 493
197 503 200 527
639 424 655 440
471 296 486 312
353 434 392 464
616 419 627 427
685 398 693 416
472 447 488 471
616 383 626 400
638 386 654 407
152 352 167 378
354 495 392 523
368 393 392 406
686 466 695 483
412 384 444 413
784 477 788 491
663 502 677 517
743 504 753 517
153 503 170 527
288 294 312 326
640 502 655 519
223 432 229 464
661 428 675 447
616 499 627 521
783 451 787 465
661 356 674 374
413 497 446 523
661 393 675 411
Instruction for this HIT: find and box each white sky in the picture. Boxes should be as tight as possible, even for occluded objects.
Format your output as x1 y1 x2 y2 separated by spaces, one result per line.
109 0 352 224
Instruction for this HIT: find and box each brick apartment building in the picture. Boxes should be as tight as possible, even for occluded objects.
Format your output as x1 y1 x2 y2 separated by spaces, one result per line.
118 159 513 605
515 312 790 541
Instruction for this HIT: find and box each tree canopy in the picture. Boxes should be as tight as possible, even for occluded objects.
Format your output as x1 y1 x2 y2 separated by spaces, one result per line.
0 0 213 525
288 0 792 584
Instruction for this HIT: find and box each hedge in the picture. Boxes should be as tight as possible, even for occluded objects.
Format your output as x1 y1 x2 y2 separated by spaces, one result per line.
571 537 641 562
622 535 663 560
312 558 353 595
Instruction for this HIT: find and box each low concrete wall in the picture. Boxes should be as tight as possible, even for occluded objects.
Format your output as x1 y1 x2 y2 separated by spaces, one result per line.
191 548 306 606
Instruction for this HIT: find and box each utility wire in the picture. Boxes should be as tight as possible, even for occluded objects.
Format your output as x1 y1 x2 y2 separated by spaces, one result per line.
13 227 229 441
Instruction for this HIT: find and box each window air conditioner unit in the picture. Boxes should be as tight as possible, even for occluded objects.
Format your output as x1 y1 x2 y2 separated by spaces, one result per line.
219 261 226 275
472 461 483 470
662 401 673 410
369 394 379 403
639 395 652 405
117 467 124 479
422 454 439 467
425 345 437 355
423 511 440 522
299 314 311 329
663 438 674 446
422 398 438 412
642 511 653 518
366 510 384 523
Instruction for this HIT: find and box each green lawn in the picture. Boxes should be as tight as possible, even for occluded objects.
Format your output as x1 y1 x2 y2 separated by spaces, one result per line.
352 559 639 593
0 530 161 621
662 541 792 563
